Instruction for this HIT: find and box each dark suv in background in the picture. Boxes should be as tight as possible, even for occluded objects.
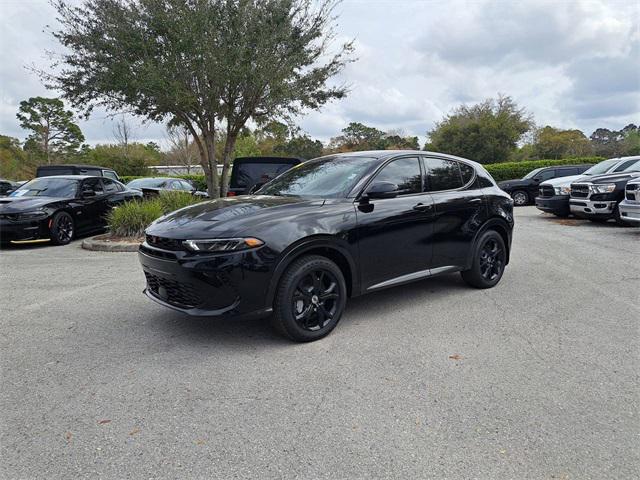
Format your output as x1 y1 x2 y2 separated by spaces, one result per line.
498 164 591 206
227 156 302 196
36 164 120 181
139 150 514 342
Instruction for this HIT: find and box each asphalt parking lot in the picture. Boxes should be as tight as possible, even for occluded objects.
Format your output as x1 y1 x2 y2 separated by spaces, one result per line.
1 206 639 479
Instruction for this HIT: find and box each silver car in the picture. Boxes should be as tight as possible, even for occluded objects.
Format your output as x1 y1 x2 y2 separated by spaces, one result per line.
619 177 640 225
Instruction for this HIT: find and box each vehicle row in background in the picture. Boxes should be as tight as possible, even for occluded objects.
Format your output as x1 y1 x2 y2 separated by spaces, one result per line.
0 176 141 246
497 164 592 206
531 156 640 225
534 157 640 217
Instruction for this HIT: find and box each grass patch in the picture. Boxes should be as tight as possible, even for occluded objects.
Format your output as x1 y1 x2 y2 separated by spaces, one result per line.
107 191 205 238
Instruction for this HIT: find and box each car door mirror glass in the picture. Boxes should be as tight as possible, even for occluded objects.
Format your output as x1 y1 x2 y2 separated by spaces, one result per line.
366 181 399 199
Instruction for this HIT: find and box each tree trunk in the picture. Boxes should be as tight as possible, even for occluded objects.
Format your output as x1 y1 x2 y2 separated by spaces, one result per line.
202 128 220 198
220 132 237 197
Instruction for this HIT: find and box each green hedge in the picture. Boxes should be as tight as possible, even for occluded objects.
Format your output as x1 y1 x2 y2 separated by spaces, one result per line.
484 157 603 182
120 156 605 191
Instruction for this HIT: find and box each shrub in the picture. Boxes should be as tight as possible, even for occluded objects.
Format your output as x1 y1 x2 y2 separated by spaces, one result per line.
107 199 163 238
107 191 205 238
484 157 603 182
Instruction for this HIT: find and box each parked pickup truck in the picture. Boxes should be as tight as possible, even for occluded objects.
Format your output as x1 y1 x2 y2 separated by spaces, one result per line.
618 177 640 226
535 156 640 217
569 158 640 224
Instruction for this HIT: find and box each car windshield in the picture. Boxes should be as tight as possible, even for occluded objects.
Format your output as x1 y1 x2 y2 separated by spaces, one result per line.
258 156 379 198
9 178 78 198
523 168 544 179
621 159 640 172
127 178 168 189
584 158 623 175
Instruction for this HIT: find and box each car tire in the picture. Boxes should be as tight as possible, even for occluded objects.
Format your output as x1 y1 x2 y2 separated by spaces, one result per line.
50 211 75 245
511 190 529 206
461 230 507 289
271 255 347 342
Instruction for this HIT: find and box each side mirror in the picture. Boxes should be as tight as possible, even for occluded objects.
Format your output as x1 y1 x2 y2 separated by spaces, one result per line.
365 181 399 199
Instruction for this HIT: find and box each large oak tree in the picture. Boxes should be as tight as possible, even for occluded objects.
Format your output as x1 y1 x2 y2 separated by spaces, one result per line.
48 0 354 197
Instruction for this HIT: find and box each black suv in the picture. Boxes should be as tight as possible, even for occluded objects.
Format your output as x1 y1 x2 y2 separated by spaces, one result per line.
227 156 302 196
498 164 591 206
139 151 514 342
36 164 120 181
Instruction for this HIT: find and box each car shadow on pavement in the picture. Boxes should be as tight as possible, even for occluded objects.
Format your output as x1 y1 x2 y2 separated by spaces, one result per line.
148 273 468 347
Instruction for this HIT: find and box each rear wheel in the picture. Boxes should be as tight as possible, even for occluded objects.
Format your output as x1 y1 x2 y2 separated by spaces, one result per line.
50 211 74 245
512 190 529 206
271 255 347 342
461 230 506 289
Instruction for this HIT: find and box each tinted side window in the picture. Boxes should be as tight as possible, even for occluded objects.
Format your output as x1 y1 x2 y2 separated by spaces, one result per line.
374 157 422 195
180 180 194 191
459 163 475 185
613 159 638 172
102 178 119 193
424 158 463 191
536 169 555 181
103 170 118 180
82 178 104 195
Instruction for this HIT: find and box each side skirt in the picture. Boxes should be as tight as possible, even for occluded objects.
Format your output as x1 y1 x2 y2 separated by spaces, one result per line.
366 265 460 292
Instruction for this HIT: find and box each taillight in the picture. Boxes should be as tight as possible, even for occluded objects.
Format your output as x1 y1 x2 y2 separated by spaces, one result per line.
227 191 236 197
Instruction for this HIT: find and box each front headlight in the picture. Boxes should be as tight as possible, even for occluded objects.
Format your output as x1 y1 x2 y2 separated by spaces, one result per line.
589 184 616 194
554 186 571 195
18 210 48 220
182 237 264 252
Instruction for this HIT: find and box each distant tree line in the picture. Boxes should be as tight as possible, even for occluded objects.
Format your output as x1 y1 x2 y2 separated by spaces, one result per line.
1 94 638 180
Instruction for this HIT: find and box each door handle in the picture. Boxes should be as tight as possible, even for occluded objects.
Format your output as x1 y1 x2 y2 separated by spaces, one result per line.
469 198 482 204
413 203 433 212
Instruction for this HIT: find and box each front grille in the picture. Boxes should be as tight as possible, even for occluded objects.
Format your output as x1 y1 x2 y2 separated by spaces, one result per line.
139 244 177 260
627 192 637 201
144 272 202 308
571 184 589 198
626 183 638 201
146 234 184 251
539 185 554 198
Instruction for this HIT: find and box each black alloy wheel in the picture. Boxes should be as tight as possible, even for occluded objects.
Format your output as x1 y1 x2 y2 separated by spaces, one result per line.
51 211 74 245
272 255 347 342
461 230 506 289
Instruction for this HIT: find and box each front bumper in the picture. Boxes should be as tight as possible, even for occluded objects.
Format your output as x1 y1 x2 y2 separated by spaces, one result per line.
618 200 640 225
0 217 51 244
569 199 616 219
138 242 275 318
535 195 570 215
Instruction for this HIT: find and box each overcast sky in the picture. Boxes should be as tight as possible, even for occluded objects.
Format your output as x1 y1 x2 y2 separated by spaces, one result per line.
0 0 638 148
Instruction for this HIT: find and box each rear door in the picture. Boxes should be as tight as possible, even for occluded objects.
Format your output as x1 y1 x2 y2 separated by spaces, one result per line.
424 157 486 270
356 156 435 290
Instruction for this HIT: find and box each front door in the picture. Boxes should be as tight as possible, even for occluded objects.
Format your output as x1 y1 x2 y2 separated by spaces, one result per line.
356 156 435 290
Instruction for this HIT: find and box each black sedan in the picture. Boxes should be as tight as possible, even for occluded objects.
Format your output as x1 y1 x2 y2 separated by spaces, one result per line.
126 177 208 198
0 175 141 246
139 150 514 342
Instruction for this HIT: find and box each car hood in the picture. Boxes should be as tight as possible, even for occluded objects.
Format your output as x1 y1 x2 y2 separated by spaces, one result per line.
146 195 325 239
574 171 640 185
0 196 68 213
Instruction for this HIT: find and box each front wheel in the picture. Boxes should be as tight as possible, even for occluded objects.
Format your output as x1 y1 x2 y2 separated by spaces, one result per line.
50 211 75 245
271 255 347 342
511 190 529 206
461 230 507 289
